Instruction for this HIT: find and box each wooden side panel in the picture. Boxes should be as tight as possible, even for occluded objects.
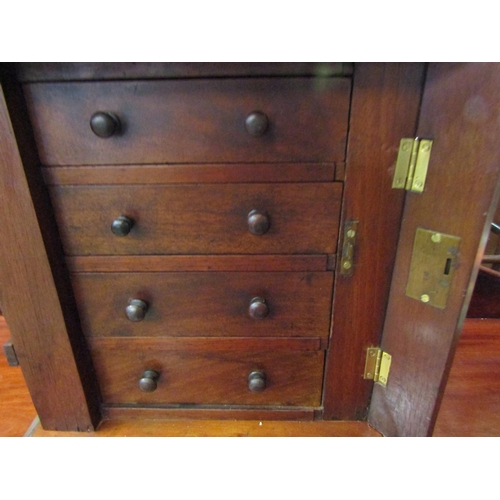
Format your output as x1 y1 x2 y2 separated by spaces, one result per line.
369 63 500 436
0 83 100 430
323 63 427 419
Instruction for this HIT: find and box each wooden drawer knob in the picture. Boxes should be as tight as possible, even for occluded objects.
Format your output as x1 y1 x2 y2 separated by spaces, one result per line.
111 215 134 236
245 111 269 137
90 111 121 138
248 371 266 392
247 210 270 236
139 370 159 392
126 299 148 322
248 297 269 320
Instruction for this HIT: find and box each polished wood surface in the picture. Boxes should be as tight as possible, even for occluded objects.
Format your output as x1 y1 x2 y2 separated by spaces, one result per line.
15 62 354 82
89 336 324 352
102 406 317 421
323 63 427 420
369 63 500 436
0 83 100 431
31 419 380 437
24 78 350 165
433 319 500 436
66 255 330 273
72 271 333 338
91 345 325 406
0 316 37 436
2 315 499 436
42 163 336 185
49 183 342 256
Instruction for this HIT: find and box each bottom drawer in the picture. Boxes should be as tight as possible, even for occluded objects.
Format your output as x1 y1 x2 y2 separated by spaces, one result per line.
91 344 325 407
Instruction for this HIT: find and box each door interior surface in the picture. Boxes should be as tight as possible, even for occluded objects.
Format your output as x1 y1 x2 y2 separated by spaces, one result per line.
369 63 500 436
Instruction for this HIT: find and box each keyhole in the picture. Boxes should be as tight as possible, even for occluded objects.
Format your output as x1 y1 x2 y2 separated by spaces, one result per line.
444 258 452 275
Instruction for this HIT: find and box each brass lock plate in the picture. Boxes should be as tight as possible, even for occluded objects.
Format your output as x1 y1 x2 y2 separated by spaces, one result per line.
406 228 461 309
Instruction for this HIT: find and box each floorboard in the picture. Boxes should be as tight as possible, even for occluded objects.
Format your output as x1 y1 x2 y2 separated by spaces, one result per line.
433 319 500 436
0 316 37 437
2 315 500 436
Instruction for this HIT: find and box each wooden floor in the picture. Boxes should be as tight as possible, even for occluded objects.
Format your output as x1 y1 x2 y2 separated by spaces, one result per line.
2 315 500 436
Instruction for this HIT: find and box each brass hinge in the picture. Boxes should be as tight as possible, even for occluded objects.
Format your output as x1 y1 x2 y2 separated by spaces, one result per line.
3 338 19 367
364 347 392 387
340 220 358 276
392 138 433 193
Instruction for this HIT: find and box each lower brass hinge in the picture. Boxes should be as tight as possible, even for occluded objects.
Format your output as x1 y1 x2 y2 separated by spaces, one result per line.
364 347 391 387
392 138 433 193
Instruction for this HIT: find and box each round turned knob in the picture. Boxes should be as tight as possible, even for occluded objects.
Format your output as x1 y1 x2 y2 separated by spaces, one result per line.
245 111 269 137
248 371 266 392
248 297 269 320
90 111 120 138
111 215 134 236
125 299 149 322
139 370 159 392
247 210 270 236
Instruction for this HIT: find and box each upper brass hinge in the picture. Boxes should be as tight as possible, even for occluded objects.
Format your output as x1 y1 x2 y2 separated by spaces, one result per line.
364 347 391 387
392 138 433 193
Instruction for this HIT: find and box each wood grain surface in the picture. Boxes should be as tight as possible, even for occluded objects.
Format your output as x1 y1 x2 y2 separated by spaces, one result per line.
89 336 324 352
91 346 325 406
433 319 500 436
0 316 37 436
49 183 342 256
15 62 354 82
31 418 380 437
323 63 427 420
66 255 330 273
369 63 500 436
71 271 333 338
42 163 336 184
0 82 100 431
24 78 350 165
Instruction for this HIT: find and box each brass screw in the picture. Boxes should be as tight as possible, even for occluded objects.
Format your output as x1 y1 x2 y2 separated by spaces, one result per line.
402 144 410 152
342 261 352 270
414 179 423 188
347 229 356 238
431 233 442 243
420 294 430 303
421 144 430 153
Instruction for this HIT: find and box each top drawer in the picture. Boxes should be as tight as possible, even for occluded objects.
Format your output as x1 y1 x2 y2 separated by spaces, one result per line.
23 77 351 166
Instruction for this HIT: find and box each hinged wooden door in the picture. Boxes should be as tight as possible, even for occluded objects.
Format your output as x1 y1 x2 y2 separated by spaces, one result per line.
369 63 500 436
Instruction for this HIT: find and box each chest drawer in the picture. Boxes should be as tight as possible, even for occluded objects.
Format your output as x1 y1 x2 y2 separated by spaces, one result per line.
24 77 350 165
49 183 342 255
90 342 325 407
72 271 334 339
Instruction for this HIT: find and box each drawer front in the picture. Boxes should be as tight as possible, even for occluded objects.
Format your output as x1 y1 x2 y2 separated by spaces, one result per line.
50 183 342 255
72 272 334 338
24 77 350 165
91 346 325 406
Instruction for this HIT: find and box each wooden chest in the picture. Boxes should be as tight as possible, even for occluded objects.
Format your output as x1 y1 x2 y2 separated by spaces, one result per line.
1 63 499 435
